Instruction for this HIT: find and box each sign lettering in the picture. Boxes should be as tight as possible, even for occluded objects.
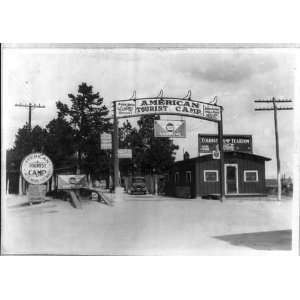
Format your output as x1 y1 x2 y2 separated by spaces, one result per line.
198 134 253 154
115 98 221 121
118 149 132 159
21 153 53 185
101 133 112 150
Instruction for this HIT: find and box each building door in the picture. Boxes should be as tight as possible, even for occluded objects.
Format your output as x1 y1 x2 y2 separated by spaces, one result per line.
225 164 238 194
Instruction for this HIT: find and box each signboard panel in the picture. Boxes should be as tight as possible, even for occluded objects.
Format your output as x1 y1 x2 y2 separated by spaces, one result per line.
21 153 53 185
101 133 112 150
28 184 47 203
116 100 136 117
154 120 186 138
115 98 221 122
198 134 253 154
57 175 88 190
118 149 132 159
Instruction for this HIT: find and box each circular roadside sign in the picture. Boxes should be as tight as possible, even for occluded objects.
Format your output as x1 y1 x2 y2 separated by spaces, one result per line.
20 152 53 185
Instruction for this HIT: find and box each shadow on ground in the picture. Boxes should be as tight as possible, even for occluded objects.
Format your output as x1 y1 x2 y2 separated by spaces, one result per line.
8 199 51 209
214 230 292 251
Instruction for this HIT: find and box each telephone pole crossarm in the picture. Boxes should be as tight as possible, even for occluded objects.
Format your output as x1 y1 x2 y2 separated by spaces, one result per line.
255 107 293 111
15 102 46 130
254 99 292 103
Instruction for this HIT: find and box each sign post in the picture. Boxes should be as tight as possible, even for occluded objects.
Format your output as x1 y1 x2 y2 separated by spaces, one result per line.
113 101 122 200
218 109 225 202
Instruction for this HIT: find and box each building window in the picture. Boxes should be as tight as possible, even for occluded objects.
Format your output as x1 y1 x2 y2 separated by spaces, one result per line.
244 170 258 182
204 170 219 182
175 172 180 184
186 171 192 184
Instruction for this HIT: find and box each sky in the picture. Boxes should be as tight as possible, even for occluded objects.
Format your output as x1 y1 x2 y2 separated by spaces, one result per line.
2 46 297 178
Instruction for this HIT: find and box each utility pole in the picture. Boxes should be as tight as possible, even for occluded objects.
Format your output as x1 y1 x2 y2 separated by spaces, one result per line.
112 101 120 191
254 97 293 201
15 103 46 131
218 107 225 202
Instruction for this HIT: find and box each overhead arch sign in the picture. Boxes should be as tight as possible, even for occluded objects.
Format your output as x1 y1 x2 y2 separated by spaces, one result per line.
113 93 225 201
116 98 221 122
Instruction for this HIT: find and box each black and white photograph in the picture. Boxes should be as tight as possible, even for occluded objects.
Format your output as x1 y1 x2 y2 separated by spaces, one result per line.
1 44 298 255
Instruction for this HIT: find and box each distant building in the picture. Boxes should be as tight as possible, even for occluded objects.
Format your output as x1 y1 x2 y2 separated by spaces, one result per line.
266 177 293 195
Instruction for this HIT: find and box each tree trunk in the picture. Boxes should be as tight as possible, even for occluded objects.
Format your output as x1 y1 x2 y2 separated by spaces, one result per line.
76 149 81 174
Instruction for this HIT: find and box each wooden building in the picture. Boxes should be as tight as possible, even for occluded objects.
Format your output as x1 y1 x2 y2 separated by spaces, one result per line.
165 151 271 198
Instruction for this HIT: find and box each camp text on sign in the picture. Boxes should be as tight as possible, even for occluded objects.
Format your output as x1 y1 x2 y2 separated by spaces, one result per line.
116 98 221 122
21 152 53 185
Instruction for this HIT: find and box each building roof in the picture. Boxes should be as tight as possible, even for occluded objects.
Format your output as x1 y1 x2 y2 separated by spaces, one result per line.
175 151 271 166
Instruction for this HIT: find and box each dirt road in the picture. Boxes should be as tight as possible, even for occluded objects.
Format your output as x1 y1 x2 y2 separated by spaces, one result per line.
1 193 292 255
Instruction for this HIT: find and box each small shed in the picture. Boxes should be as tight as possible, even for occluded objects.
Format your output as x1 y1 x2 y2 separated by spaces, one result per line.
165 151 271 198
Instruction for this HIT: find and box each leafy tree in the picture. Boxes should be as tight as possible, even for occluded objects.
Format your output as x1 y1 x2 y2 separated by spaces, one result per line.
44 117 76 170
56 82 112 177
6 148 19 172
7 124 48 170
119 115 178 176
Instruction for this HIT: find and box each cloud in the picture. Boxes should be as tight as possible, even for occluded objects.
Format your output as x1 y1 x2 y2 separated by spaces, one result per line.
174 53 278 83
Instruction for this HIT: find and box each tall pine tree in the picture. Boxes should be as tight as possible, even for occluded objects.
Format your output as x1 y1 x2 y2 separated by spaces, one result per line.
56 82 112 177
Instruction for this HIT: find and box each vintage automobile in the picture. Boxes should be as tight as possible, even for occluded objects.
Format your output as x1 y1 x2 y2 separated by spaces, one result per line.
129 176 147 195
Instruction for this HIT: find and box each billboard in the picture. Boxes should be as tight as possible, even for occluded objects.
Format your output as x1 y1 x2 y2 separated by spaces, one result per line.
154 120 186 138
198 134 253 154
57 175 88 190
115 98 221 122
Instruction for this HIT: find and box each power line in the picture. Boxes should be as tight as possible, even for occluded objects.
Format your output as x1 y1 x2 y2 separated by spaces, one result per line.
15 103 46 131
254 97 293 201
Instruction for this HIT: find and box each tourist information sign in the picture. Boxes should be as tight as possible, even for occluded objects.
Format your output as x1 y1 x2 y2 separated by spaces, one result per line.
21 152 53 185
116 98 221 122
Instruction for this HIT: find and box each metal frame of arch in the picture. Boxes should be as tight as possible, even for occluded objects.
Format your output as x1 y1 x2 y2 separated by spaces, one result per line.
112 91 225 201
